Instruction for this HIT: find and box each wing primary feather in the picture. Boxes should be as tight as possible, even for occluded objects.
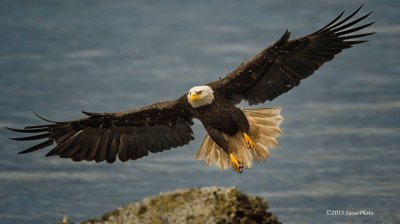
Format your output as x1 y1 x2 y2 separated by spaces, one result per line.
63 134 90 159
45 130 83 157
343 40 368 45
10 133 50 141
71 131 101 161
313 10 345 34
25 124 58 129
341 32 375 40
335 22 375 36
5 126 49 133
46 144 67 157
53 128 76 144
331 12 372 33
18 139 53 154
30 109 60 123
326 5 365 31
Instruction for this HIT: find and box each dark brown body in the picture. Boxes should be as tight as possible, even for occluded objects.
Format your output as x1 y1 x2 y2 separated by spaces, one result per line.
192 92 249 153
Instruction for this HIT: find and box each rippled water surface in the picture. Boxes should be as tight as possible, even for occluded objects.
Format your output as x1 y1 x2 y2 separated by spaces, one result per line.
0 1 399 223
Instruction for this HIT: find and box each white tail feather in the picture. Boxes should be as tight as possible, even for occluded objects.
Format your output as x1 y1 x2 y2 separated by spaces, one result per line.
195 107 283 170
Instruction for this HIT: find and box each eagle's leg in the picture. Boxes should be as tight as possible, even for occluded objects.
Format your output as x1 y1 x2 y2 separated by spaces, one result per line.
243 133 255 149
230 108 254 150
206 128 243 173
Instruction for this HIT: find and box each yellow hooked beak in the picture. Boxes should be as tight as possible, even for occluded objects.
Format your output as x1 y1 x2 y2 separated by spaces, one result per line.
189 93 201 103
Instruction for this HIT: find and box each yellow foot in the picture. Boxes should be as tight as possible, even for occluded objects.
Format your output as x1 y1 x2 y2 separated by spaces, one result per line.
243 133 255 149
229 153 243 173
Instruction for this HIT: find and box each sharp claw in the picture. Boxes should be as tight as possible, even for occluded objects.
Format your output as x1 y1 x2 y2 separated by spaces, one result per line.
243 133 255 149
230 153 243 173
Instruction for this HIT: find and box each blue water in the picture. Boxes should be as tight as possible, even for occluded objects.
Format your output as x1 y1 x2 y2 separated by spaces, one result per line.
0 1 399 223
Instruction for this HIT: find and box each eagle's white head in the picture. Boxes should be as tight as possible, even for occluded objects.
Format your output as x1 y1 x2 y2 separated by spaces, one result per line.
187 85 215 108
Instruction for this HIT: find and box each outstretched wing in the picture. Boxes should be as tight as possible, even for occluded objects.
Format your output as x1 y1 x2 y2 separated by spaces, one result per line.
208 5 374 105
7 95 194 163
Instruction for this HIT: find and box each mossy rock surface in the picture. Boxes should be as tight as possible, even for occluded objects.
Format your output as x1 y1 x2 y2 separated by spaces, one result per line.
81 187 279 224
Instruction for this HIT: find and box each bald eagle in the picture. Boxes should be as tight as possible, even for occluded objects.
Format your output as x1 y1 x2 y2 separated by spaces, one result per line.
7 6 374 173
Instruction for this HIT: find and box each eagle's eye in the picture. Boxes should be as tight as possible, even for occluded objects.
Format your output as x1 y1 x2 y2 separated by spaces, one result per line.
196 91 203 95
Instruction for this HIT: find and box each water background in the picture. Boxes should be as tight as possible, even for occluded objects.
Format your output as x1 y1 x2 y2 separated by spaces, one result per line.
0 0 399 223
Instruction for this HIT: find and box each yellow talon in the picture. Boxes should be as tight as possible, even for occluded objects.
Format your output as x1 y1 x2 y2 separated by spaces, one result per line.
243 133 255 149
229 153 243 173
